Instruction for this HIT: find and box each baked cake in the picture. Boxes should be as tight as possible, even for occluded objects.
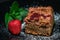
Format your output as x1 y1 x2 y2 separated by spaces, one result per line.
24 6 54 36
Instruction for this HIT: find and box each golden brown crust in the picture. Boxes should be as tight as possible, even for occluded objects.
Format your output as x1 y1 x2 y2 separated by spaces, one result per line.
24 6 54 36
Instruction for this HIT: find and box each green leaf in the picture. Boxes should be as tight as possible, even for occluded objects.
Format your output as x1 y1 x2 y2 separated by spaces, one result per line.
14 12 20 16
5 13 13 28
18 8 28 22
19 8 24 11
19 8 28 17
10 1 19 14
15 16 22 21
20 10 28 16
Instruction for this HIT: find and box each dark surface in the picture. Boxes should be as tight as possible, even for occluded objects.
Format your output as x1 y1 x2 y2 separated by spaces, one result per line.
0 0 60 40
0 12 60 40
0 0 9 3
0 0 60 23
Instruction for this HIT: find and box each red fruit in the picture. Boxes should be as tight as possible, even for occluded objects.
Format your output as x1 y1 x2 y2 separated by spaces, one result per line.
8 19 21 35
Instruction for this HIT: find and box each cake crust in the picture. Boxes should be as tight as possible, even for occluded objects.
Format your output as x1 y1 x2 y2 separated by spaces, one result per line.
24 6 54 36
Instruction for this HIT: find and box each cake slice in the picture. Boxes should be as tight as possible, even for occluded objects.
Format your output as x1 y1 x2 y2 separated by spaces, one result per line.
24 6 54 36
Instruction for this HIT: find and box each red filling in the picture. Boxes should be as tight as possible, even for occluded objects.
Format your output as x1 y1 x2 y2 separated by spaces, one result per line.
30 13 40 20
30 13 51 20
46 15 51 17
